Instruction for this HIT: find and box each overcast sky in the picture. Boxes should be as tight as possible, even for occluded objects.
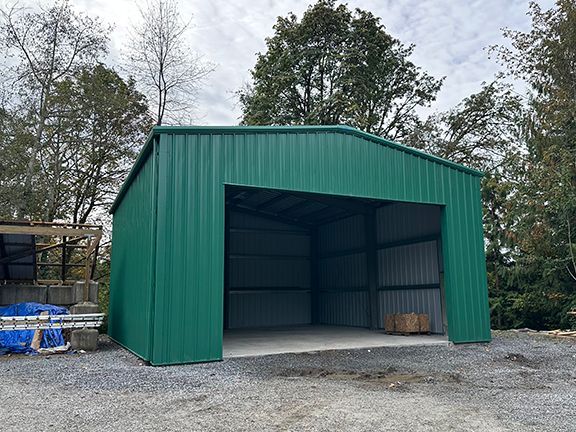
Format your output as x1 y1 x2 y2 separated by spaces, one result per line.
69 0 554 125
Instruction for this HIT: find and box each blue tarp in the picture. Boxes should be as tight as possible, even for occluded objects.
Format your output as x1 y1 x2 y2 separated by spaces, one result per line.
0 302 69 355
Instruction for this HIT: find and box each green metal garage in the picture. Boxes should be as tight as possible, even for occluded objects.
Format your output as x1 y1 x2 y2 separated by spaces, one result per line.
108 125 490 365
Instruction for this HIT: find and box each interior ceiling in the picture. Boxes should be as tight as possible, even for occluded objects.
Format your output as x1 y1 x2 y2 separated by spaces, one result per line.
225 185 391 227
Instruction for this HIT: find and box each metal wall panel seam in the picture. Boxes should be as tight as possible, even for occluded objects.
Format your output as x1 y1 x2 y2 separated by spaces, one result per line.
147 135 160 361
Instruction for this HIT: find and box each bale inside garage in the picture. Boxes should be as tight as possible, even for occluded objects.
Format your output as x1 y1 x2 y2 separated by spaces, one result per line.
108 125 490 365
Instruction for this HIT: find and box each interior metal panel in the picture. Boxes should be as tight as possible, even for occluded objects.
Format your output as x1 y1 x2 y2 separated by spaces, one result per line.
378 241 440 287
229 290 311 328
318 291 370 327
377 202 441 243
227 211 311 328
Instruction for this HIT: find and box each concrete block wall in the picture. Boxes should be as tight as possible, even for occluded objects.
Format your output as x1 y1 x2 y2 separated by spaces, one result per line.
0 281 99 307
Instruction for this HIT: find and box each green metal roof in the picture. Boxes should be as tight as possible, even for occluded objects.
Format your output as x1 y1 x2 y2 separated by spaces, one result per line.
110 125 483 214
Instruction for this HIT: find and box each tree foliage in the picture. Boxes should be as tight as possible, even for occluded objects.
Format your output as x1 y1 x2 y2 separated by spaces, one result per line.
48 64 152 223
407 81 526 173
0 0 110 218
239 0 442 141
484 0 576 329
0 2 151 226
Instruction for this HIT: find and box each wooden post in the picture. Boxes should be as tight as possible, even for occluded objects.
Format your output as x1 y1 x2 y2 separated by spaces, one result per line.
83 237 92 301
365 210 379 330
83 234 101 302
30 311 49 350
61 236 67 283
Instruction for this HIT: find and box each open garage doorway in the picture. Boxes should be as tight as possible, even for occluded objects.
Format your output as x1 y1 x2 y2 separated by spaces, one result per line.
223 185 448 357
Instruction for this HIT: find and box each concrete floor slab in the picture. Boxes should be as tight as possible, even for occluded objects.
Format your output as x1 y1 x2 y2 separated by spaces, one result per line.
223 325 448 358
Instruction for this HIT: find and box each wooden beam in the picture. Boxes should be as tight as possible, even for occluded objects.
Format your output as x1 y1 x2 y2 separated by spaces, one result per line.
0 235 86 265
0 220 101 228
38 262 84 267
0 225 99 237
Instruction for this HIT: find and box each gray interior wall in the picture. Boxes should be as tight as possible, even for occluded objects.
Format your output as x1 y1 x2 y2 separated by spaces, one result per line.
317 204 443 333
227 199 444 333
376 203 443 333
317 215 369 327
227 211 311 328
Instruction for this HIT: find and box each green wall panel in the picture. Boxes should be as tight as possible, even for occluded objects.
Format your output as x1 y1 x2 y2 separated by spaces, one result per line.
108 142 157 360
110 126 490 365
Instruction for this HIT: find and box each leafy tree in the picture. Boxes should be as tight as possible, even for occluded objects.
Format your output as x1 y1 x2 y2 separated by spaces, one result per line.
0 0 110 218
487 0 576 329
125 0 214 125
239 0 442 141
47 64 152 223
0 107 35 219
407 81 526 173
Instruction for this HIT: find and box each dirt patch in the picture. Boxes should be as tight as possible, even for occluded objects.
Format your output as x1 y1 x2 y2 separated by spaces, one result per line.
277 367 460 389
504 352 529 363
502 352 541 369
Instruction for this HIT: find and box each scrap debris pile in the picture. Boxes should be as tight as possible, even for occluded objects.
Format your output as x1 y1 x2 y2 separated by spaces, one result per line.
510 311 576 339
0 302 104 356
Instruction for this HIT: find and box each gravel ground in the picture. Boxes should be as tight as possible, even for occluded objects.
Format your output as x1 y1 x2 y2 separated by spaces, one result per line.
1 331 575 431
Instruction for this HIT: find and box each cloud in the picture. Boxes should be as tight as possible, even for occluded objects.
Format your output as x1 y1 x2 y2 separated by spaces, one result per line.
63 0 555 124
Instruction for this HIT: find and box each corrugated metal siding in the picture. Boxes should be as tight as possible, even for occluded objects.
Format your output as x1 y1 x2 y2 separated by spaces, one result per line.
228 211 311 328
441 173 490 343
378 241 440 286
378 288 443 333
230 231 310 256
111 127 489 365
318 215 364 253
319 291 369 327
318 215 369 327
319 253 366 290
377 203 441 243
108 147 156 361
230 258 310 288
229 291 311 328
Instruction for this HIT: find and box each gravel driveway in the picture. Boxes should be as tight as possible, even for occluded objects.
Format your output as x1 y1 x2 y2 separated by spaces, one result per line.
1 331 575 431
